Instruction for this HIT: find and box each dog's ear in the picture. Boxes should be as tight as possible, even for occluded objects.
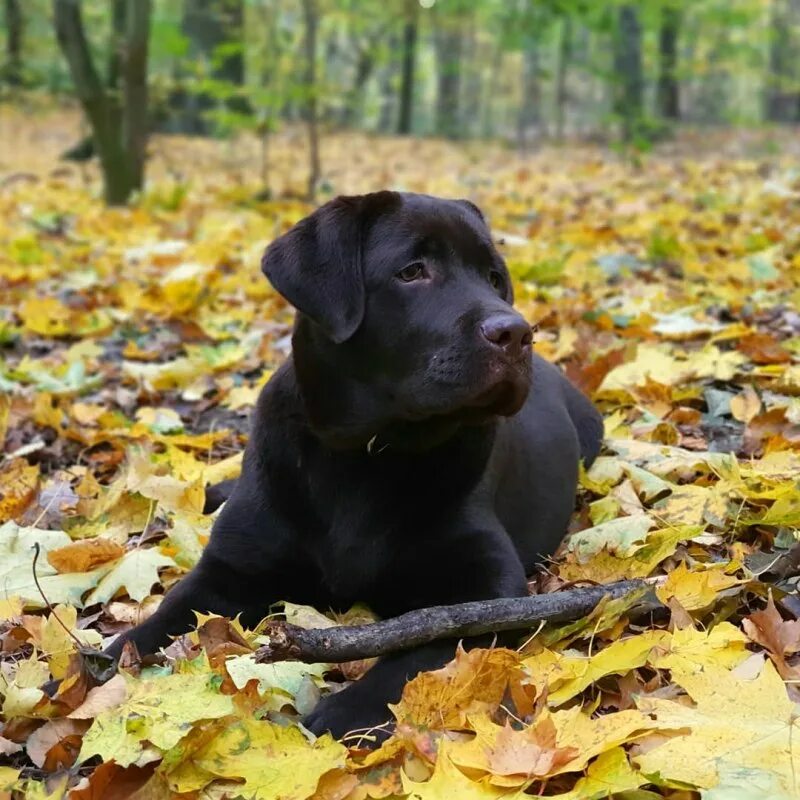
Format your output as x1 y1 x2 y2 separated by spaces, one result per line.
261 197 364 343
457 199 486 223
261 193 398 343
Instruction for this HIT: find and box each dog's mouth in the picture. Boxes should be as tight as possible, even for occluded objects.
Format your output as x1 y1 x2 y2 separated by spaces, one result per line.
403 357 531 424
467 378 527 416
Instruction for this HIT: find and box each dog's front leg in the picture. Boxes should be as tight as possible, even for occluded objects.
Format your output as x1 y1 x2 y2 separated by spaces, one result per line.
105 552 269 660
304 526 528 741
304 639 463 741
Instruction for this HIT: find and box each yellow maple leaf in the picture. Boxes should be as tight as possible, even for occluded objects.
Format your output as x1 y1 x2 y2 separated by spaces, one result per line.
390 646 522 730
551 706 663 775
655 561 742 611
163 717 346 799
28 604 101 679
0 654 49 719
403 741 510 799
78 669 234 767
634 659 800 792
559 525 700 583
448 715 578 788
650 622 750 674
546 747 644 800
536 630 670 706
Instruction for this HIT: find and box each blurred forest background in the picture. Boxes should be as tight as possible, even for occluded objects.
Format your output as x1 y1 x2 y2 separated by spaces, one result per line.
2 0 800 205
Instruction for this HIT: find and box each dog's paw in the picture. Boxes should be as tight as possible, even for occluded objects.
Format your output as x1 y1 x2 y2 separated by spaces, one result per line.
304 687 393 744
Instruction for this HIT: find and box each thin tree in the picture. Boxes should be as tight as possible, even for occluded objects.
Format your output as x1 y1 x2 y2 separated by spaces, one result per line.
518 37 541 150
397 0 418 135
2 0 22 86
613 4 643 141
169 0 248 135
657 3 681 120
554 14 572 141
434 8 464 139
61 1 126 163
765 0 800 122
53 0 152 205
302 0 321 200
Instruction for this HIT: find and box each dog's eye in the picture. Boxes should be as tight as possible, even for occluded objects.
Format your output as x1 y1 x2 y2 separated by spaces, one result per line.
397 262 425 282
489 271 504 291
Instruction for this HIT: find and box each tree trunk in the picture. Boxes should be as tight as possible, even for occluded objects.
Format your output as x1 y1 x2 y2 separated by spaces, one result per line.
554 15 572 141
3 0 22 85
397 0 418 135
53 0 151 205
765 0 800 122
376 35 397 133
460 12 481 139
302 0 320 201
657 5 681 120
517 33 541 151
343 48 374 128
613 4 644 141
481 41 503 139
122 0 150 192
434 15 463 139
60 0 126 165
107 0 126 91
170 0 248 135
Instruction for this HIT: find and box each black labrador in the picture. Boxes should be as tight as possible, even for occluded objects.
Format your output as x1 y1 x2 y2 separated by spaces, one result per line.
108 191 603 738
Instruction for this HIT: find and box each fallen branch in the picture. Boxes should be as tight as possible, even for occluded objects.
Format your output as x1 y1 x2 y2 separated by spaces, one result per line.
255 579 662 664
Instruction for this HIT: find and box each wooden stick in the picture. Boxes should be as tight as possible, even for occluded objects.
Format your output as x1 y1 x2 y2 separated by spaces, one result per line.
254 579 660 664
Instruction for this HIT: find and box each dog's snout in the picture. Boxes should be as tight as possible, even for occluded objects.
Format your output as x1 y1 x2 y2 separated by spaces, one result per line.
480 314 532 359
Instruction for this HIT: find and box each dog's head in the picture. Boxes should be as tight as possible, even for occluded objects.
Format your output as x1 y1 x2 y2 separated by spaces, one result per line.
262 191 533 446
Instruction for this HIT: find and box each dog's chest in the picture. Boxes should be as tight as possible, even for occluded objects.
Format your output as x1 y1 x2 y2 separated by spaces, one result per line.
290 447 469 604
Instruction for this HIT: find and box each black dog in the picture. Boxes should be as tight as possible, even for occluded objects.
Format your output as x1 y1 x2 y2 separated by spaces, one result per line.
108 192 603 737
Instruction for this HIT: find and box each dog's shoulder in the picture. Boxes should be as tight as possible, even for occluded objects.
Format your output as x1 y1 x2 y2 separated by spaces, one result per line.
252 358 304 424
245 359 308 468
529 353 603 467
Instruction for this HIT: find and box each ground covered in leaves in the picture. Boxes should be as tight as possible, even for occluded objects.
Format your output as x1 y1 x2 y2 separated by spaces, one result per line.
1 108 800 799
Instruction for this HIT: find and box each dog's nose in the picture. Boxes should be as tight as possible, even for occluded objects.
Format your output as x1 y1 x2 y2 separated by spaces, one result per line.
480 314 532 359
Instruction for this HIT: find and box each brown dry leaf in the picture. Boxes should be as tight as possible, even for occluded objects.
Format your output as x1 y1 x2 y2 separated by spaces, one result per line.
0 458 38 522
26 719 90 770
730 384 762 423
197 615 253 669
47 538 125 574
742 595 800 681
481 718 578 782
68 674 128 720
310 770 359 800
737 332 791 364
564 347 626 396
67 761 157 800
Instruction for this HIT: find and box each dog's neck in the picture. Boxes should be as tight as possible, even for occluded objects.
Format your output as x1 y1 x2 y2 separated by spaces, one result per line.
291 327 490 454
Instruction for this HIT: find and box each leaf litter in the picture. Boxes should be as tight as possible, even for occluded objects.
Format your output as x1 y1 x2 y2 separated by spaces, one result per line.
1 115 800 797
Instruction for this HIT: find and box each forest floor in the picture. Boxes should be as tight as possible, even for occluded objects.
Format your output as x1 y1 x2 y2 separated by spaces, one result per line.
1 106 800 798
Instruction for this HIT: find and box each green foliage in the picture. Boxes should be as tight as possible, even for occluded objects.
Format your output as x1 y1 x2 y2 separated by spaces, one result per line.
10 0 799 146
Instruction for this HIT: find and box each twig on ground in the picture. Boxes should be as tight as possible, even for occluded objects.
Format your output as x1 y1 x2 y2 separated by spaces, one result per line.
255 579 661 664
